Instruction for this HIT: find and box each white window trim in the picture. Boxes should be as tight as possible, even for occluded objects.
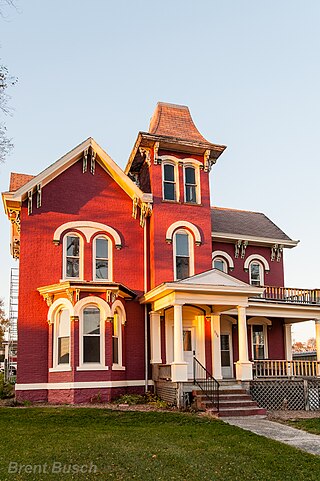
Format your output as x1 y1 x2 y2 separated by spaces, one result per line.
249 260 264 286
183 163 201 205
111 300 126 370
250 323 269 360
92 235 113 282
62 232 84 281
213 257 228 273
173 229 195 281
75 297 110 370
244 254 270 271
162 160 179 202
166 220 202 245
53 221 122 249
212 250 234 270
48 298 74 373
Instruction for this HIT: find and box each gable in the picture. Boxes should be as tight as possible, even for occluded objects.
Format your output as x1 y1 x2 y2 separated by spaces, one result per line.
8 138 149 205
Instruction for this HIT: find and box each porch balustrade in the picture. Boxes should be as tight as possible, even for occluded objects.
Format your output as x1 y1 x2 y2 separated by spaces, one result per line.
259 286 320 304
254 360 320 378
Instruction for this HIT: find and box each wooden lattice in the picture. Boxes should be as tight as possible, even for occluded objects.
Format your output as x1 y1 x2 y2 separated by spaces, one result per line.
250 379 320 411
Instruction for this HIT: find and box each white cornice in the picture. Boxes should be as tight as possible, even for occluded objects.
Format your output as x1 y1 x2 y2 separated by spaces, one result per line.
212 231 299 248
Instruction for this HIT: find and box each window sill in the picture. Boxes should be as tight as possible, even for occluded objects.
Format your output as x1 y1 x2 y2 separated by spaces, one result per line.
76 365 109 371
49 367 72 373
112 365 126 371
161 199 180 204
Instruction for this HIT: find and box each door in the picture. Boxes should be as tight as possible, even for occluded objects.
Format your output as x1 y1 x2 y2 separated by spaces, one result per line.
221 333 233 378
183 328 195 379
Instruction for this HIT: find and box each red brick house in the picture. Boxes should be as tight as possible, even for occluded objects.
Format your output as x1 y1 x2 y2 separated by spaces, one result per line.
2 102 320 409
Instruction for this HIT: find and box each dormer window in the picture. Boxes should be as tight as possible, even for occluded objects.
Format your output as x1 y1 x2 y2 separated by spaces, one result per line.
63 233 83 280
184 166 198 203
163 163 177 201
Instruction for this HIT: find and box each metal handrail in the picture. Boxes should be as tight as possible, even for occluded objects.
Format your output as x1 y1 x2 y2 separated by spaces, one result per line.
193 356 220 411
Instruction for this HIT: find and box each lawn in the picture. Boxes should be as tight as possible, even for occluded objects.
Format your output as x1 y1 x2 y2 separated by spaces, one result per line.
0 408 319 481
286 418 320 435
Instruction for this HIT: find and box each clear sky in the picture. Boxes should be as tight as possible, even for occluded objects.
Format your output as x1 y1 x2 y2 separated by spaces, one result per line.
0 0 319 342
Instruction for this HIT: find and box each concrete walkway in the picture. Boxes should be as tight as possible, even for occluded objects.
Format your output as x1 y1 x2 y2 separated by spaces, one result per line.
223 416 320 456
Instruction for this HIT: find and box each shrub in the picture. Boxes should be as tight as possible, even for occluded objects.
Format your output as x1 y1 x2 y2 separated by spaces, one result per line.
0 373 14 399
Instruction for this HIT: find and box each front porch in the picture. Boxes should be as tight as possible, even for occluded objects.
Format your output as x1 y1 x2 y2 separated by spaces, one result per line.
140 270 320 410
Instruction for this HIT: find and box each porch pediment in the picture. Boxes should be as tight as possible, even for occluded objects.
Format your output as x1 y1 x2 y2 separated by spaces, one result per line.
140 269 263 311
178 268 251 288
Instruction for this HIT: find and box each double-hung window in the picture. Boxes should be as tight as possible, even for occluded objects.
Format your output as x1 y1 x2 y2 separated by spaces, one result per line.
184 166 197 203
252 325 266 360
250 261 263 286
64 234 81 279
94 236 109 280
56 309 70 366
213 258 227 272
174 230 193 280
83 307 101 363
163 163 176 201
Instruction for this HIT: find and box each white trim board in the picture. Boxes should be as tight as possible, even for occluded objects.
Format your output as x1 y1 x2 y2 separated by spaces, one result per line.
15 380 154 391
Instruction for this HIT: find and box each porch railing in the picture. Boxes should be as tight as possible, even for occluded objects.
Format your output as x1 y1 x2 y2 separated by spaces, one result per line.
254 360 320 378
193 356 219 411
259 286 320 304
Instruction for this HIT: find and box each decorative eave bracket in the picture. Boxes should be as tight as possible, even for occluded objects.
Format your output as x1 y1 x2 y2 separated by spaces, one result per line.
203 150 217 173
235 240 248 259
271 244 284 262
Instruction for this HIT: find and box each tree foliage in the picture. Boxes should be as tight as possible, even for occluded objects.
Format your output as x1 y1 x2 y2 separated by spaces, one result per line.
0 298 9 344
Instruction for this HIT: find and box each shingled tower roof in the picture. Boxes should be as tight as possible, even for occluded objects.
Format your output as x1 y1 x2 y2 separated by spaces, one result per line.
149 102 209 142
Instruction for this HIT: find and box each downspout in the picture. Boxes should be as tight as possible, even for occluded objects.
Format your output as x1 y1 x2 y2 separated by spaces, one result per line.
144 219 148 393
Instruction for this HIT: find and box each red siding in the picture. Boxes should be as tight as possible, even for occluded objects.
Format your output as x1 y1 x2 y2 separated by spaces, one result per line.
212 241 285 287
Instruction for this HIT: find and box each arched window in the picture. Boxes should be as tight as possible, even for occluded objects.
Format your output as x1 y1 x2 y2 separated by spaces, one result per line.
63 232 83 280
174 229 194 280
163 162 177 201
53 308 70 369
184 166 197 203
82 306 101 364
249 261 264 286
213 257 227 273
93 236 110 281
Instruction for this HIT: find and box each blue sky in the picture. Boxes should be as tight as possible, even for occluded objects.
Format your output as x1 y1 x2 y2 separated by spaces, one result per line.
0 0 319 341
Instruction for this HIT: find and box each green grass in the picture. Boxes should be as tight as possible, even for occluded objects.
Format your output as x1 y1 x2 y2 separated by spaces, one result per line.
0 408 319 481
286 418 320 435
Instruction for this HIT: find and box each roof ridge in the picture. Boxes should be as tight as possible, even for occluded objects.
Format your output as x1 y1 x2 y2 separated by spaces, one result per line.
211 205 264 215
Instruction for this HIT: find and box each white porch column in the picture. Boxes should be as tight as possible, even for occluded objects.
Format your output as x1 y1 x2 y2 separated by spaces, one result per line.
149 311 162 364
171 303 188 382
211 314 222 380
284 323 293 361
315 320 320 376
236 306 253 381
